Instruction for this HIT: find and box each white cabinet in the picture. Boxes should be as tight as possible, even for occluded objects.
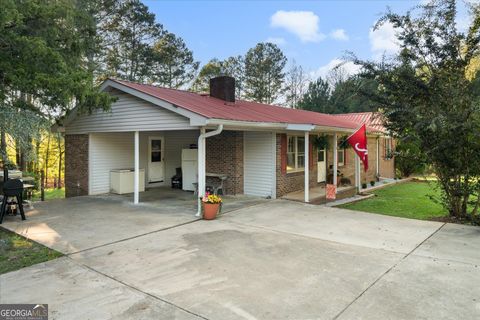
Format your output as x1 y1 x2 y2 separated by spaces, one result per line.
110 169 145 194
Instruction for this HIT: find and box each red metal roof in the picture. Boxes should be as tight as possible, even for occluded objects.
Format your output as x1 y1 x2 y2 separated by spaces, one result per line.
333 112 387 133
110 79 372 131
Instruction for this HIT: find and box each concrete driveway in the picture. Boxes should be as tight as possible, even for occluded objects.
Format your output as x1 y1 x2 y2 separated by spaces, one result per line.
1 199 479 319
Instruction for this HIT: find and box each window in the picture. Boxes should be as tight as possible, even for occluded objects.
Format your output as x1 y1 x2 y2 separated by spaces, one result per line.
337 148 345 166
151 139 162 162
286 136 305 172
384 138 393 160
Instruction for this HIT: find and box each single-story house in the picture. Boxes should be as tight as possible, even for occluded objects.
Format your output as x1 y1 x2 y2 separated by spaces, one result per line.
57 76 394 214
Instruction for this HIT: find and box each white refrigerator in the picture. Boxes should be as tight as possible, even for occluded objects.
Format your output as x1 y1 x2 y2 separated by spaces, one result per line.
181 149 198 191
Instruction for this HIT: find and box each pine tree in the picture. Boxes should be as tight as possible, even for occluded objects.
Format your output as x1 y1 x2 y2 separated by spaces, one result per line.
244 42 287 104
151 32 199 88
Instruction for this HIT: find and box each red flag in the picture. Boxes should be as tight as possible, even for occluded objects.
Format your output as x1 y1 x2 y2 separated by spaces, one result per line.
347 124 368 171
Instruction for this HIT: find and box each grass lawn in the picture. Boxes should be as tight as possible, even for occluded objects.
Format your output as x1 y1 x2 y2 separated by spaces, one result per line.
0 227 63 274
338 181 448 220
32 188 65 201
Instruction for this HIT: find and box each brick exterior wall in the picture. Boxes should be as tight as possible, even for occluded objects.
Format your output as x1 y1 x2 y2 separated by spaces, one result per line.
326 135 354 186
205 130 243 195
379 137 395 179
65 134 89 197
359 136 378 183
276 134 318 198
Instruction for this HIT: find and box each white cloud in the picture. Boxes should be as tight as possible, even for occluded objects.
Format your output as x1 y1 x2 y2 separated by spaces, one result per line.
311 59 362 80
330 29 349 41
369 21 400 58
266 37 287 46
270 10 325 42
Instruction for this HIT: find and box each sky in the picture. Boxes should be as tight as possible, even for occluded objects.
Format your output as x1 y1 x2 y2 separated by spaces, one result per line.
144 0 472 79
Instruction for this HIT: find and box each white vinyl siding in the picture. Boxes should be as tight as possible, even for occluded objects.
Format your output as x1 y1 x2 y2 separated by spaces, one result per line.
66 89 192 134
89 132 134 195
244 131 275 198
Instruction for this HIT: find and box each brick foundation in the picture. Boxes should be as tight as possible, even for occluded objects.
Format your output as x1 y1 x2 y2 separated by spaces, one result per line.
205 131 243 195
65 134 89 197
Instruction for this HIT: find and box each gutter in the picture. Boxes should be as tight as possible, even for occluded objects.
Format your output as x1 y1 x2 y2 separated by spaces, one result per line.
205 119 357 134
196 125 224 217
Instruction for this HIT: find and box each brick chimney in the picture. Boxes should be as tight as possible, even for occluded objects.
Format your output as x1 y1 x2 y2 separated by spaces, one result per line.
209 76 235 103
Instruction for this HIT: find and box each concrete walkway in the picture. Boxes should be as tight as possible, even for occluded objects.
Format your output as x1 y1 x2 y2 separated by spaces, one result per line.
1 199 479 319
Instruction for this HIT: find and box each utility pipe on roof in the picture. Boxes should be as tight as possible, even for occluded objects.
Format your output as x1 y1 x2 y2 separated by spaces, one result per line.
196 125 224 217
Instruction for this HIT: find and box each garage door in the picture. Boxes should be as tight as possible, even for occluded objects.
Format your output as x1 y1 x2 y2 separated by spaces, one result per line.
244 131 275 198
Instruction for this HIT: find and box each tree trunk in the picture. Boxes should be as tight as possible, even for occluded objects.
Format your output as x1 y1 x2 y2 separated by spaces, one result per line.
15 140 20 167
41 170 45 201
44 133 51 189
33 139 41 173
0 129 6 168
57 133 63 189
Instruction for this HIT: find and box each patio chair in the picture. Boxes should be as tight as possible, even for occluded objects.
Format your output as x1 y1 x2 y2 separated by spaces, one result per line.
0 179 26 224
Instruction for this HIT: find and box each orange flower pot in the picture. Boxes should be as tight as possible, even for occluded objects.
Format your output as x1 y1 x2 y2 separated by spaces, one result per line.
203 203 220 220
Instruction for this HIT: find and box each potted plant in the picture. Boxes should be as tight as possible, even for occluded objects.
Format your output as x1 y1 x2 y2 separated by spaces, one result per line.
201 192 222 220
313 135 329 150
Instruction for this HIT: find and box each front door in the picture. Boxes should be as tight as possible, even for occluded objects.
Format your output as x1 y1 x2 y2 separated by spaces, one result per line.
148 137 164 183
317 149 326 182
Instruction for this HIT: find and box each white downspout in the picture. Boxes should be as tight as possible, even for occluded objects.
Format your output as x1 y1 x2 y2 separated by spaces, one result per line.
196 125 224 217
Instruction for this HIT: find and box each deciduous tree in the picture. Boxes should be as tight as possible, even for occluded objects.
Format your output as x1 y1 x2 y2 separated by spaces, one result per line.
351 0 480 220
191 59 223 92
284 60 309 108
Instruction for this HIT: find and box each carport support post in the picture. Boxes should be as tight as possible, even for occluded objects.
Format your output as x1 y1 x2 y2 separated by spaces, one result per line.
134 130 139 204
333 133 337 192
304 131 309 203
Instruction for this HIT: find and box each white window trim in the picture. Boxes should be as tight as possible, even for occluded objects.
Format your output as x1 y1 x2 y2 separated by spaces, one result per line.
338 148 345 167
287 135 305 173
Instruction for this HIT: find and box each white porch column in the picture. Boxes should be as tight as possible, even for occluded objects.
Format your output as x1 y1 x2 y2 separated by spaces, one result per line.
134 130 140 204
304 131 309 203
333 133 338 190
